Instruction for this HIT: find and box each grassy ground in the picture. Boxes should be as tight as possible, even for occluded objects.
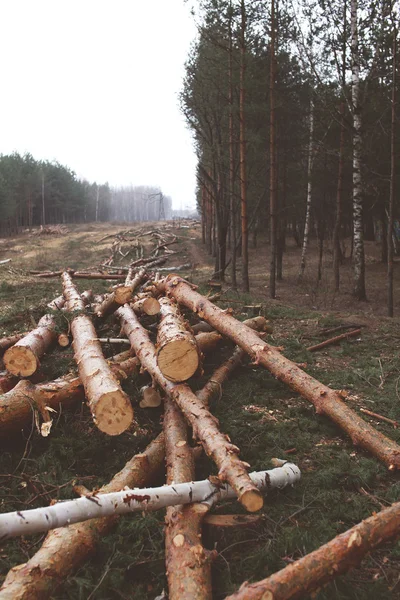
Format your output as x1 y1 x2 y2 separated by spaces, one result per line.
1 224 400 599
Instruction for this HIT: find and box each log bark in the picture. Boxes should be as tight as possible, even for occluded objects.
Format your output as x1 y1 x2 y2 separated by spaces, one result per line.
196 331 223 355
95 268 147 318
306 329 361 352
61 272 134 435
33 271 127 280
4 314 58 377
157 296 201 382
158 277 400 470
0 465 300 539
164 396 213 600
131 293 161 316
0 372 20 394
225 499 400 600
0 333 28 357
117 305 263 512
0 435 165 600
0 355 140 438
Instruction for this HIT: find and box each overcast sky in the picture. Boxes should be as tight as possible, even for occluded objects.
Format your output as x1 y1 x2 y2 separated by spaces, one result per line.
0 1 199 209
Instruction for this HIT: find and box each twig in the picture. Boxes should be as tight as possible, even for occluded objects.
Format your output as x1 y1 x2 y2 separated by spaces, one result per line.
360 408 398 428
307 329 362 352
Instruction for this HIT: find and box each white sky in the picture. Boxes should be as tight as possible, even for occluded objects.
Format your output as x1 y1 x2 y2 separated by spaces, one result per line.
0 0 198 209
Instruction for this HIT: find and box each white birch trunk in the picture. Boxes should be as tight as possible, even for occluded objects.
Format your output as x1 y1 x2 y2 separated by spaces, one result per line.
0 464 300 540
298 96 314 280
351 0 366 300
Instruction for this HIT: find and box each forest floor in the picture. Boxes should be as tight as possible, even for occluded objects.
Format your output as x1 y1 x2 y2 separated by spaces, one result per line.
1 222 400 599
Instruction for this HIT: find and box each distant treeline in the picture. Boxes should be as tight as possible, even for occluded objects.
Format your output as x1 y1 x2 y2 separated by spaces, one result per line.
0 152 172 235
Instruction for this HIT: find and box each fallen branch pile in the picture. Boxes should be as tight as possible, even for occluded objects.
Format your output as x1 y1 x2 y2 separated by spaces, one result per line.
1 264 400 600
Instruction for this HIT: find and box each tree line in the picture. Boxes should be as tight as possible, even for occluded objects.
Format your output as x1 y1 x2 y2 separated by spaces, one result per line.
0 152 172 235
182 0 399 314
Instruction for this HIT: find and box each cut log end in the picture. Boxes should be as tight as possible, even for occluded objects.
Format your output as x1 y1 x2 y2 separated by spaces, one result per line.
93 391 134 435
139 386 162 408
114 286 133 305
58 333 70 348
4 346 39 377
239 489 264 513
142 297 161 315
157 338 199 382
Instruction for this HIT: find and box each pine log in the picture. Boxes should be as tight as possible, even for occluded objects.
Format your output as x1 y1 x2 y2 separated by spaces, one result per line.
158 276 400 470
4 314 58 377
0 372 20 394
0 333 28 357
157 296 201 382
192 322 215 334
224 500 400 600
0 435 165 600
131 294 161 316
164 396 213 600
196 331 223 355
307 328 362 352
117 305 263 512
0 465 301 539
196 347 246 407
61 272 134 435
95 268 147 319
0 355 140 438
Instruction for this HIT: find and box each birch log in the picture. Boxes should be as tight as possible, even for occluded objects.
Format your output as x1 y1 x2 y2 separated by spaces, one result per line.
0 465 300 539
158 276 400 470
117 305 263 512
225 499 400 600
0 435 165 600
4 314 58 377
61 272 134 435
157 296 200 382
0 355 140 437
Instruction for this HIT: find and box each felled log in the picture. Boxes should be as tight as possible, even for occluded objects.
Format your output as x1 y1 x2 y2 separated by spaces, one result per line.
140 385 162 408
33 271 126 280
4 314 58 377
117 305 263 512
158 276 400 470
157 297 201 382
61 272 134 435
0 355 140 437
95 267 147 319
164 396 213 600
0 465 300 539
131 294 161 316
196 331 223 355
0 333 28 357
0 372 20 394
225 499 400 600
307 328 362 352
191 322 215 334
0 435 165 599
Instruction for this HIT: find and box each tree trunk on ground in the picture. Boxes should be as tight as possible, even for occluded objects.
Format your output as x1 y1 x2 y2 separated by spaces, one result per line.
164 397 213 600
61 272 134 435
4 314 58 377
351 0 367 300
196 331 223 355
269 0 277 298
0 355 140 438
298 96 314 281
159 276 400 470
240 0 249 291
95 268 146 319
117 305 263 512
157 297 201 382
0 333 28 357
0 435 165 600
225 499 400 600
131 293 161 316
388 27 396 317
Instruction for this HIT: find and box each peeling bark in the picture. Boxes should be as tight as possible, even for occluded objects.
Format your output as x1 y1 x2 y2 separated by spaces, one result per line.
61 272 134 435
117 305 264 512
158 277 400 469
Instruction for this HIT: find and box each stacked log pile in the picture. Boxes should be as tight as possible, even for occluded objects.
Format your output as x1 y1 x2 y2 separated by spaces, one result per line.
1 259 400 599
